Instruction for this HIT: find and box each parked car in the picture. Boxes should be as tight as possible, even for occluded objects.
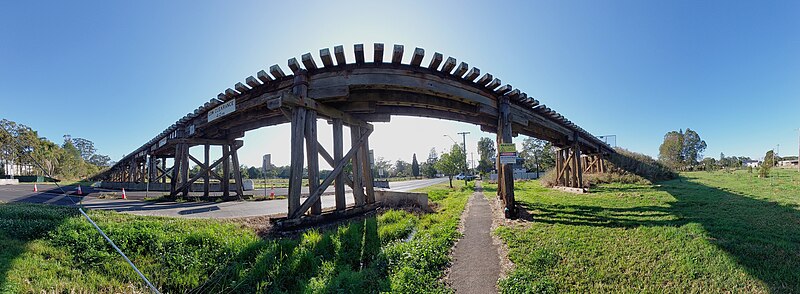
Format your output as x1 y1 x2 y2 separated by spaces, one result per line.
455 173 476 181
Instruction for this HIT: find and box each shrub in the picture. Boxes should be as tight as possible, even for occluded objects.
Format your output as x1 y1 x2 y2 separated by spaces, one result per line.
758 164 771 178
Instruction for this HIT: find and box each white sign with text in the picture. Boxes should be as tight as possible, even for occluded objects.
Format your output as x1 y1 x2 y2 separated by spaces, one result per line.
208 99 236 122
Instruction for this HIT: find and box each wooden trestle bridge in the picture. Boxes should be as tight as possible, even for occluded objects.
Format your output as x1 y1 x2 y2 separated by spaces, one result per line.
95 43 614 220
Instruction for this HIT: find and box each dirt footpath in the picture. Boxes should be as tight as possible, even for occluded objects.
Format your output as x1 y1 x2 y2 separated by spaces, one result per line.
448 182 501 293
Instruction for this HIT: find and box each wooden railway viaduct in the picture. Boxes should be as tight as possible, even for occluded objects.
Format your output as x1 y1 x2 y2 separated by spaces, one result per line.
94 43 614 220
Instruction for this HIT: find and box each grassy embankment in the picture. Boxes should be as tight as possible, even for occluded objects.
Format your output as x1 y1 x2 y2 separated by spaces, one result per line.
487 169 800 293
0 181 472 293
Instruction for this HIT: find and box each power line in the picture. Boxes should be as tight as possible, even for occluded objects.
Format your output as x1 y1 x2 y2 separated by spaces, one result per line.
0 126 161 294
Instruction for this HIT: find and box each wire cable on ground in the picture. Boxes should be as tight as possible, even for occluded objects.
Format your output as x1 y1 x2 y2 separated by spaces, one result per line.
0 127 161 294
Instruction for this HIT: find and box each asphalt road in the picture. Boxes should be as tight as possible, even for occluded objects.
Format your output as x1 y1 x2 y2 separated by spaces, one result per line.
0 177 448 218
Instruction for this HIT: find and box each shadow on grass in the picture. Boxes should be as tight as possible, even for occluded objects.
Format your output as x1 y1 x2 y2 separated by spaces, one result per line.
510 176 800 292
189 216 388 293
659 176 800 293
0 203 79 291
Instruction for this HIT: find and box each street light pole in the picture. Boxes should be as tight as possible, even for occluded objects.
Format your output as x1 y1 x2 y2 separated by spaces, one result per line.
458 132 470 175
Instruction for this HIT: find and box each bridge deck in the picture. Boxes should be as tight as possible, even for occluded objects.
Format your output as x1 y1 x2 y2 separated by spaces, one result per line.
95 43 614 220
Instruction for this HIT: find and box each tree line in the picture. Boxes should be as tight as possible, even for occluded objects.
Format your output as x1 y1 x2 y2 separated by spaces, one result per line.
0 119 111 180
656 127 785 177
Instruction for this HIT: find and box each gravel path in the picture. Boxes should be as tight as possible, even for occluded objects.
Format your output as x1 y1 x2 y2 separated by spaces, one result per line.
449 182 501 293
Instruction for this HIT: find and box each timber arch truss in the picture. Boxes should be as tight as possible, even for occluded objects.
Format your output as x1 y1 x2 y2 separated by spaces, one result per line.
95 43 614 220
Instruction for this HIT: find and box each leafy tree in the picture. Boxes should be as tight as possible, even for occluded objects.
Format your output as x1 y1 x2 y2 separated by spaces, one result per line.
764 150 776 167
247 166 262 179
760 150 775 178
89 154 111 167
427 148 438 164
411 154 420 178
701 157 717 171
393 160 411 177
476 137 495 175
373 157 392 178
420 162 437 178
238 164 249 179
682 128 706 165
519 137 555 172
659 130 685 168
435 144 466 188
72 137 97 161
658 128 706 169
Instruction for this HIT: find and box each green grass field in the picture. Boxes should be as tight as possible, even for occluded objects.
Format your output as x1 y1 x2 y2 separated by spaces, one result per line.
0 181 471 293
488 169 800 293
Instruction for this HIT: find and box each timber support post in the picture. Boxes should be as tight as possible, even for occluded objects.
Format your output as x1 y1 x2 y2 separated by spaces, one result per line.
497 95 516 218
333 118 346 211
287 72 308 216
168 139 244 199
573 131 583 188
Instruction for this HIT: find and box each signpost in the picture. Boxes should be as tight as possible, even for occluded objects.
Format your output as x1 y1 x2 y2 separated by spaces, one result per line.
262 154 271 198
499 143 517 164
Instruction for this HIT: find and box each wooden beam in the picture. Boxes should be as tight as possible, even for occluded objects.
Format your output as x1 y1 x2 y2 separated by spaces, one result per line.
290 127 373 218
257 70 272 83
452 62 468 77
350 125 365 206
373 43 384 63
464 67 480 81
320 48 334 67
305 110 321 215
172 144 241 195
281 92 370 128
204 144 210 196
391 44 403 64
270 64 286 79
573 132 583 188
288 57 301 73
441 57 457 73
222 143 230 197
301 53 318 70
410 47 424 66
288 72 309 215
231 141 244 198
181 144 189 197
354 44 365 64
288 107 306 214
498 96 516 218
333 118 346 211
334 45 346 65
246 76 262 88
428 52 443 70
360 126 375 204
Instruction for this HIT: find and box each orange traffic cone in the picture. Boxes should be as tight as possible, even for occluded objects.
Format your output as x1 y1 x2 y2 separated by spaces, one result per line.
76 185 83 195
33 183 38 192
270 185 275 199
121 188 127 200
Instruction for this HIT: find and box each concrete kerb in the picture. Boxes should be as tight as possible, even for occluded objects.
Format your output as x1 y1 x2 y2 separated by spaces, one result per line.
374 190 430 211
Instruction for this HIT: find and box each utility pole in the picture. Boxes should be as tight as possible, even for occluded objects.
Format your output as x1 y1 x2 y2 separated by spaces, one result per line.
458 132 470 176
470 152 474 171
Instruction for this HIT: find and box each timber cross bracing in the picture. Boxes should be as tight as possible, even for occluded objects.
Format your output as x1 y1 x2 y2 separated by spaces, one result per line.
94 43 614 219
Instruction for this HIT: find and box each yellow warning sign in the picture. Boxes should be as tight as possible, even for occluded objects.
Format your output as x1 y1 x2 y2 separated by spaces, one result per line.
499 143 516 153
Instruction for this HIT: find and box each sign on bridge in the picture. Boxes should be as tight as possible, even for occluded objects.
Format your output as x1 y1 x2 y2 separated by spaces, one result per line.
499 143 517 164
208 99 236 122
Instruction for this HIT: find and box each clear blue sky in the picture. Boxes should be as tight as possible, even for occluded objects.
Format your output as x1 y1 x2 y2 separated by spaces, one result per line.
2 0 799 167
